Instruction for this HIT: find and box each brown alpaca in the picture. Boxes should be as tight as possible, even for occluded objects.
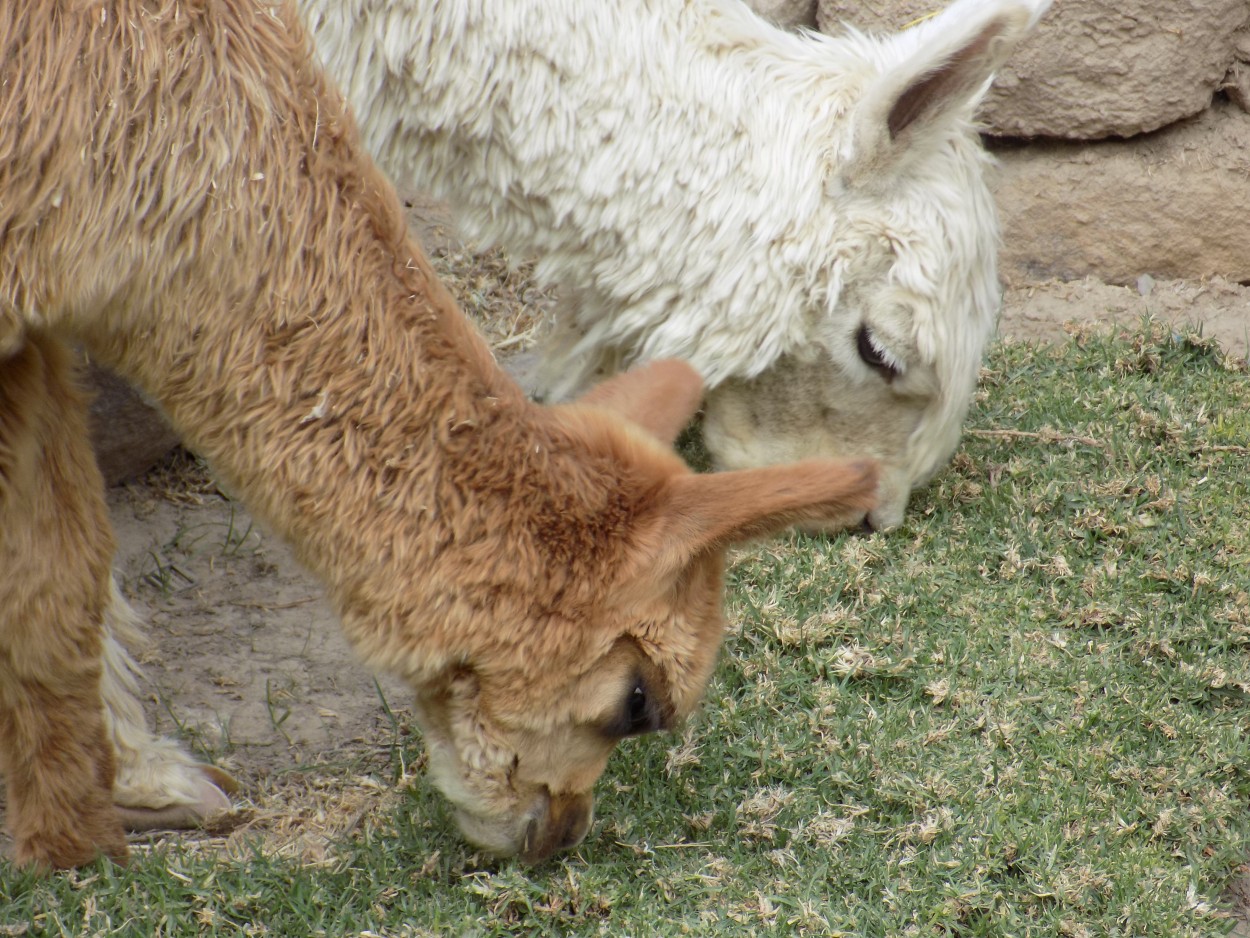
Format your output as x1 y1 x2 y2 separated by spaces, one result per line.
0 1 877 869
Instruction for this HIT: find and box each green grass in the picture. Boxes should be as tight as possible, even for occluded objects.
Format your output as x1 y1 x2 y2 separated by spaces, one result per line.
4 324 1249 936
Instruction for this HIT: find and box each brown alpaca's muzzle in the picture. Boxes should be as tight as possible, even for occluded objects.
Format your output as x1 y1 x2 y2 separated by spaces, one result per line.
518 789 595 864
448 786 595 864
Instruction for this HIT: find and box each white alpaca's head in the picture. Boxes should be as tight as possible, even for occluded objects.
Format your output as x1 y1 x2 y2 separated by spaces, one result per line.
697 0 1049 530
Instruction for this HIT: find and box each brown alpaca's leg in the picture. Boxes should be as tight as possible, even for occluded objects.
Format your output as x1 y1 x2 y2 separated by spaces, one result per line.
0 334 128 869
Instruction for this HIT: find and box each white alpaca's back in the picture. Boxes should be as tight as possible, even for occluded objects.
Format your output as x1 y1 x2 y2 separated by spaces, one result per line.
305 0 1050 528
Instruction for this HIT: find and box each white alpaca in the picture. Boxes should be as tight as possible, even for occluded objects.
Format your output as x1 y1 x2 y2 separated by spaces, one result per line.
303 0 1051 531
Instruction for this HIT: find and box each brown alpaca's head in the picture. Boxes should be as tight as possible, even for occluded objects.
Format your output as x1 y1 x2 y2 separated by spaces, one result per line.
404 360 879 863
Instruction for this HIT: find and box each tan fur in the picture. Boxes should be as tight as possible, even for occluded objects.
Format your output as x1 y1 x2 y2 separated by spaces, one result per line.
0 0 878 869
0 338 126 869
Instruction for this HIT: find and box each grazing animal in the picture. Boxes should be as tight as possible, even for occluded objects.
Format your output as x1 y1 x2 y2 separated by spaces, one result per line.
0 0 878 869
98 0 1050 836
304 0 1050 531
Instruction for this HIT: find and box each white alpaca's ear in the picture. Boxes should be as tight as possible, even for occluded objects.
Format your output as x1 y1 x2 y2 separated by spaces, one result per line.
841 0 1050 184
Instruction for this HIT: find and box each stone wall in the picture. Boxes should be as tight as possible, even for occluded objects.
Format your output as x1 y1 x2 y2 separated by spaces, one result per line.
748 0 816 29
807 0 1250 286
819 0 1250 139
86 362 180 486
990 100 1250 286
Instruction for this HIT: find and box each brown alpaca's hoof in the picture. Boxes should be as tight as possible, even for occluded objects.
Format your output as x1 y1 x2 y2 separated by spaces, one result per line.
114 766 237 832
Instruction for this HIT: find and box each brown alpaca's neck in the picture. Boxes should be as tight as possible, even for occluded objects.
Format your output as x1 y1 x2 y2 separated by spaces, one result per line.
0 1 664 696
73 47 541 601
92 231 641 679
8 0 632 665
95 231 539 586
27 2 516 581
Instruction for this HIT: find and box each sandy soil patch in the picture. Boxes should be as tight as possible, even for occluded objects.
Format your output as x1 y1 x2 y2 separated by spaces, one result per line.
1001 275 1249 362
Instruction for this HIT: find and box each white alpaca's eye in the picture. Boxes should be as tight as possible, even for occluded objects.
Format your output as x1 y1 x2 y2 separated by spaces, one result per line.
856 325 899 381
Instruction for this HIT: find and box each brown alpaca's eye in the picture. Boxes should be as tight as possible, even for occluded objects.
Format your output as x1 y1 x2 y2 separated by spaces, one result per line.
856 325 898 381
626 682 649 732
604 676 659 739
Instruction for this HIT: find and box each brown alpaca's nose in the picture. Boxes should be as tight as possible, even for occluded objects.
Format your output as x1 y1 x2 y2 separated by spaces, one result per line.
519 790 594 864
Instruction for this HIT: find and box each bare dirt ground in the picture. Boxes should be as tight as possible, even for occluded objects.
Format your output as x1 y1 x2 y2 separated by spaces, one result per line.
108 459 412 785
3 196 1248 912
1000 275 1249 362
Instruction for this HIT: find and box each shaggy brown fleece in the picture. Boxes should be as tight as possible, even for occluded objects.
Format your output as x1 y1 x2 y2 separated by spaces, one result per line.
0 0 877 868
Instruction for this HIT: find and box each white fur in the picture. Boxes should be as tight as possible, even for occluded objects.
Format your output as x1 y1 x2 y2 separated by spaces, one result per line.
102 581 231 825
301 0 1050 529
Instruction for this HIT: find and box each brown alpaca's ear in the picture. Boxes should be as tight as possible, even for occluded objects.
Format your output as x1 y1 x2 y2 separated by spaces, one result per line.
660 458 879 564
576 359 704 445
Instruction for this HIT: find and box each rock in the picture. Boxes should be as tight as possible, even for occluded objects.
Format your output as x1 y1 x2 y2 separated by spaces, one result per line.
744 0 817 30
817 0 1250 140
815 0 937 36
981 0 1250 139
86 363 180 486
1222 25 1250 111
991 100 1250 285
